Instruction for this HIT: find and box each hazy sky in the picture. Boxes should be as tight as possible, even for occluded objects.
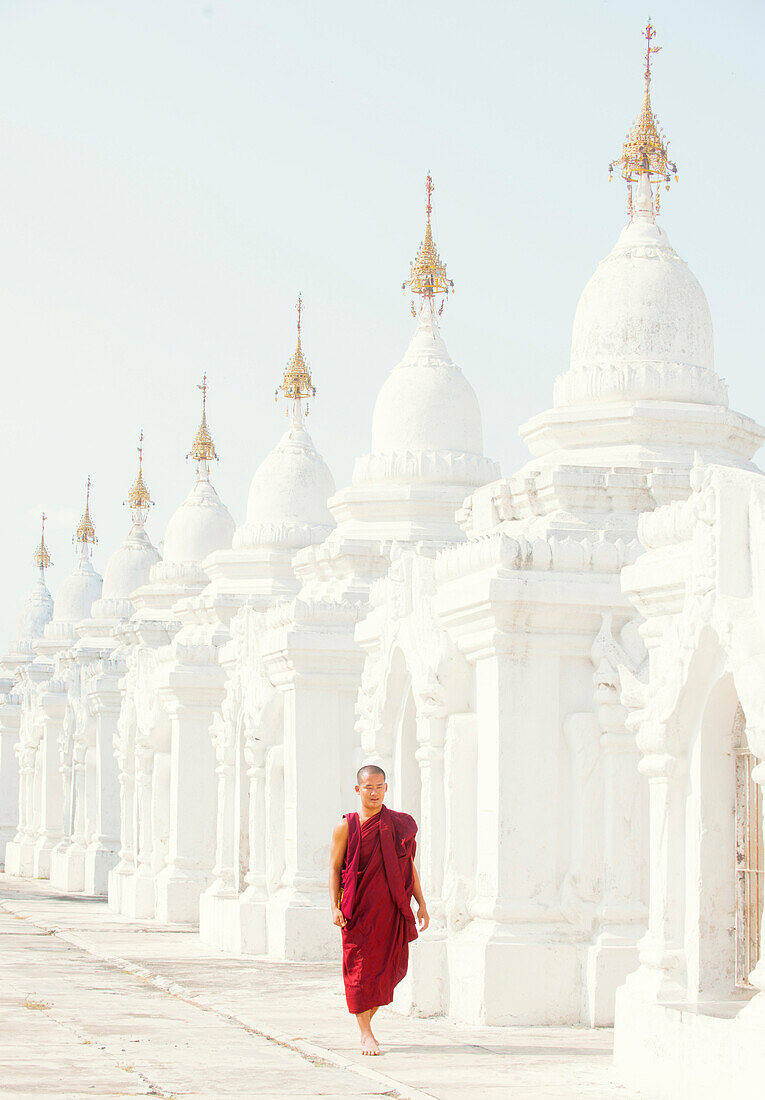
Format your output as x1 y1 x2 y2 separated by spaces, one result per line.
0 0 762 639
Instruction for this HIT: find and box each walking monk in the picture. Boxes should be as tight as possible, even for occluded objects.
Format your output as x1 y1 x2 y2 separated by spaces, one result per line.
329 765 429 1055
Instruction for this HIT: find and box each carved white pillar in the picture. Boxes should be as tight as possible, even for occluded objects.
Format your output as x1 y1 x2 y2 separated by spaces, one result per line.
85 686 122 894
0 702 21 864
394 702 449 1018
243 730 267 897
563 712 601 918
208 714 237 897
154 699 218 924
20 744 36 844
584 633 649 1026
12 744 30 846
59 752 74 847
33 686 67 878
630 750 688 1002
134 746 154 880
115 766 134 873
414 707 447 922
600 728 646 928
263 606 363 961
71 742 88 848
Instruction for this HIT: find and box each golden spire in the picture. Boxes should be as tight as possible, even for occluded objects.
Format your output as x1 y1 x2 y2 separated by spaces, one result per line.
609 21 678 215
187 373 218 465
276 293 315 418
402 174 454 316
125 431 153 523
74 476 97 555
33 512 53 577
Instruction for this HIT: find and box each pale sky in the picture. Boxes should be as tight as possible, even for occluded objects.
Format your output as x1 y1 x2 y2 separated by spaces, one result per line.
0 0 762 639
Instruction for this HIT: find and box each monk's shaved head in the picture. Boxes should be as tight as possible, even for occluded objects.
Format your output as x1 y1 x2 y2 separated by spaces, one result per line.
357 764 386 783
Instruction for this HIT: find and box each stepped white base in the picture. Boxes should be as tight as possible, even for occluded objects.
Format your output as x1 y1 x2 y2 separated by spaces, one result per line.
266 887 339 961
199 887 267 955
84 842 119 896
4 839 35 877
446 919 582 1025
50 844 86 893
614 978 765 1099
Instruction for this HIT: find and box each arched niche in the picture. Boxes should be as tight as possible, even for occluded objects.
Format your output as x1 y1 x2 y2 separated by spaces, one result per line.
367 646 420 819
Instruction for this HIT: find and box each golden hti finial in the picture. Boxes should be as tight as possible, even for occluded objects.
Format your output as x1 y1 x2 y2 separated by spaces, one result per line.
275 293 316 421
402 174 454 317
609 21 678 216
74 476 97 557
33 512 53 577
125 430 153 524
187 373 218 469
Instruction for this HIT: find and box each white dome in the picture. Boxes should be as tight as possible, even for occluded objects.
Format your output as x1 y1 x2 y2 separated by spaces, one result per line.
102 524 161 600
53 561 103 624
370 311 484 456
557 195 725 409
162 476 235 565
15 576 54 641
246 422 335 531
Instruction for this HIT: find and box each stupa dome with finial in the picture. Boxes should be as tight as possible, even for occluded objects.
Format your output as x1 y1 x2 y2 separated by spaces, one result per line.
158 376 235 567
236 295 334 550
12 514 54 644
517 21 764 474
357 175 496 491
52 480 103 625
98 434 161 605
556 22 721 411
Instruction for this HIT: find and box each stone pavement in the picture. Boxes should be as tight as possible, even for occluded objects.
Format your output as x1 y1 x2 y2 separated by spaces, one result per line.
0 875 642 1099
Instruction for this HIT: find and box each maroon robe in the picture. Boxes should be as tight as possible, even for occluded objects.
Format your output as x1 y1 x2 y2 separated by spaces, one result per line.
340 804 418 1014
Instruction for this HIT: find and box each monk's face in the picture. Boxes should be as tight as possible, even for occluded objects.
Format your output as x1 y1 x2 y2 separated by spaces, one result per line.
356 774 387 812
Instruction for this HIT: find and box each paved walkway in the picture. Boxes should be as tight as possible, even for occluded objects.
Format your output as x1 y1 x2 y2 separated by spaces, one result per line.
0 874 641 1099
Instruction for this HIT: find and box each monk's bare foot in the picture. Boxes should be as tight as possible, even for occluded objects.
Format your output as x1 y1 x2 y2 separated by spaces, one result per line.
360 1031 381 1055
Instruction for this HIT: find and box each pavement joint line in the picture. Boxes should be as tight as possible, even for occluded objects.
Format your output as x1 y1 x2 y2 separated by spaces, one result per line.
1 897 440 1100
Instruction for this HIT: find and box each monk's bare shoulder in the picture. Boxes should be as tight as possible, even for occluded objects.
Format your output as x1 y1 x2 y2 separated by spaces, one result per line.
329 818 349 869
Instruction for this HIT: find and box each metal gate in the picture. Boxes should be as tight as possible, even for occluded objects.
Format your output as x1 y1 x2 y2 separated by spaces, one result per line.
734 704 764 988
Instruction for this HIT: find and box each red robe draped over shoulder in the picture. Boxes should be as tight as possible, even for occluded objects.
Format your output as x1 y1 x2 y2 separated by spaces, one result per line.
340 804 418 1014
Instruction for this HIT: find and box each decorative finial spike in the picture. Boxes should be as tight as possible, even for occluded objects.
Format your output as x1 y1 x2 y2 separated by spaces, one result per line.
402 173 454 316
644 19 661 86
126 429 153 521
188 374 218 468
278 294 315 423
74 476 97 552
608 21 676 217
33 512 53 576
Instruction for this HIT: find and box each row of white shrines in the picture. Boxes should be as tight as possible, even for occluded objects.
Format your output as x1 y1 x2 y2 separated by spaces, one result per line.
2 111 765 1097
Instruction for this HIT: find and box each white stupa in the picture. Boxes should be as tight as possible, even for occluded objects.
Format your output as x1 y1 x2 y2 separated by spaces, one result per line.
131 378 235 621
198 299 338 948
0 516 54 683
36 481 103 654
317 176 498 549
478 78 765 545
0 518 55 862
519 154 763 478
202 297 335 606
77 435 161 647
242 298 336 548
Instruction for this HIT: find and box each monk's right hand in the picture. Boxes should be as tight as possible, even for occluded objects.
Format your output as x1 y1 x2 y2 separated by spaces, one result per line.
331 906 346 928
